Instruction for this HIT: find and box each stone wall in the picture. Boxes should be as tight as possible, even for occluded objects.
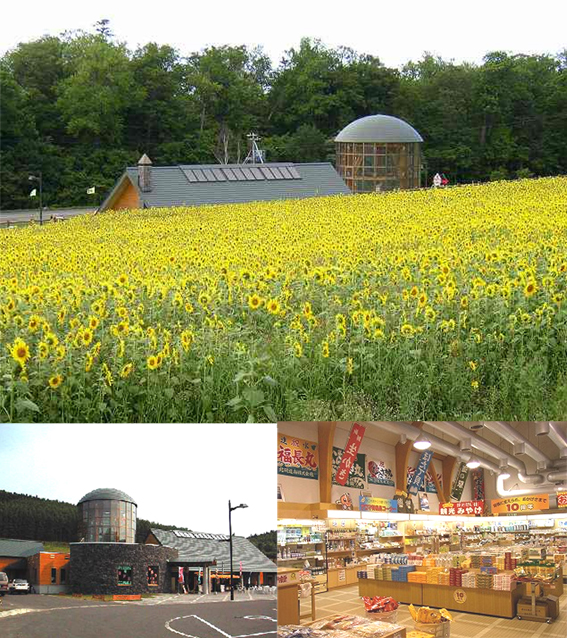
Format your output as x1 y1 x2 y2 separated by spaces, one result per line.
70 543 177 595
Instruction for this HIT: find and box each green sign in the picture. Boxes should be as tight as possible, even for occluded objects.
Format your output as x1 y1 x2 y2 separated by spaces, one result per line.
451 462 469 501
332 446 366 488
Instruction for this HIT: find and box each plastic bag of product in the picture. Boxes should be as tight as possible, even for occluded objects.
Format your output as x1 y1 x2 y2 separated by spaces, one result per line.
352 620 405 638
363 596 399 613
277 626 328 638
333 616 372 631
309 615 364 630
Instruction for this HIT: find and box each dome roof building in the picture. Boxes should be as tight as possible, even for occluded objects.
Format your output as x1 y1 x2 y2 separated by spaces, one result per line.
335 114 423 192
78 487 137 543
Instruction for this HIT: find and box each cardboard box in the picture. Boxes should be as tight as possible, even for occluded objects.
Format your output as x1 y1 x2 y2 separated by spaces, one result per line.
545 595 560 619
380 627 406 638
517 601 548 619
414 622 449 637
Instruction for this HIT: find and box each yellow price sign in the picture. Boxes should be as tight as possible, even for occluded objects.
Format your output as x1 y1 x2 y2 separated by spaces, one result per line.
491 493 549 514
453 589 467 604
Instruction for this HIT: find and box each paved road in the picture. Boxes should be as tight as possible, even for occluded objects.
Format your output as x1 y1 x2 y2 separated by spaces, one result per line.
0 594 276 638
0 207 96 225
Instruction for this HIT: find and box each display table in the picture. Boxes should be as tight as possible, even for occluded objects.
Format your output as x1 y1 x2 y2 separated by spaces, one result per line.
359 578 522 619
278 569 301 625
328 566 359 589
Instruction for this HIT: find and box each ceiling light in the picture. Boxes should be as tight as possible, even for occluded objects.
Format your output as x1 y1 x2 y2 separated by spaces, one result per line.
466 455 481 469
413 433 431 450
469 423 484 430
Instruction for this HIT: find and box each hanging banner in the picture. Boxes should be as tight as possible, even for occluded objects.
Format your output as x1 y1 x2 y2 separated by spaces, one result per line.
359 495 398 512
335 423 366 486
471 467 485 500
450 462 470 501
367 458 395 486
425 469 443 494
491 494 549 514
178 567 185 583
439 500 484 516
557 492 567 508
277 434 319 479
332 447 366 488
407 449 434 495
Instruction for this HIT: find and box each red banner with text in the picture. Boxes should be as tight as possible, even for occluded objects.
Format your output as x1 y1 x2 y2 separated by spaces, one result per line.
439 500 484 516
335 423 366 486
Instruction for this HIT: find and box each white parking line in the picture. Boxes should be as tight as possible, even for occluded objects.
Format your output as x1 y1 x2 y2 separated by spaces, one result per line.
164 614 277 638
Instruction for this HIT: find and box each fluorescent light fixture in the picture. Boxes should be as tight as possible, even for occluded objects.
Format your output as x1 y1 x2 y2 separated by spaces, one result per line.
413 433 432 450
361 512 391 521
409 514 430 521
326 510 361 520
388 513 411 521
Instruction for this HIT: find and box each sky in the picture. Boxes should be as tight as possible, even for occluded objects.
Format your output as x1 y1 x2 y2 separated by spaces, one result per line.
0 424 276 537
1 0 566 68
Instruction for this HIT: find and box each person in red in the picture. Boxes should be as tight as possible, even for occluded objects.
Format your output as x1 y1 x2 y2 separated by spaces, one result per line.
441 174 449 186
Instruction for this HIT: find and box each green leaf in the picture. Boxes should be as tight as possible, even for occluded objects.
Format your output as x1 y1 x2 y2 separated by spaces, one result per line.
97 402 107 412
15 397 40 413
262 404 278 422
226 396 242 407
164 388 175 399
233 370 251 383
262 375 278 386
243 388 264 407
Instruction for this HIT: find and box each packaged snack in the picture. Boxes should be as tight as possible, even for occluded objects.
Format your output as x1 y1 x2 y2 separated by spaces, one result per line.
352 620 405 638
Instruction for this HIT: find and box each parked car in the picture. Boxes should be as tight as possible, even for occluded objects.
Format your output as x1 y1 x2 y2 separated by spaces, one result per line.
0 572 8 596
9 579 30 594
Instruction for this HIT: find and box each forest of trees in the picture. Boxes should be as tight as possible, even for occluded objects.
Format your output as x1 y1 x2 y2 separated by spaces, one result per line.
1 20 566 209
0 490 276 557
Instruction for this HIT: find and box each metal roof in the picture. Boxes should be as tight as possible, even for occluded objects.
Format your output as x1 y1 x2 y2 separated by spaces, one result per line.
78 488 137 506
100 162 349 211
150 529 276 573
335 114 423 143
0 539 44 558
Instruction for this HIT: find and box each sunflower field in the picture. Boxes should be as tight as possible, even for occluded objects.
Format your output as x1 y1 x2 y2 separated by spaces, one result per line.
2 177 567 422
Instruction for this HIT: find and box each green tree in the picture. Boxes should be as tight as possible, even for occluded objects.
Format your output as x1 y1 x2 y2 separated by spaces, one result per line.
57 34 142 145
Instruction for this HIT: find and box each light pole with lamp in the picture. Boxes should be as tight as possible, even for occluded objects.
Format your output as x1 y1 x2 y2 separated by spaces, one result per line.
229 500 247 601
28 172 43 225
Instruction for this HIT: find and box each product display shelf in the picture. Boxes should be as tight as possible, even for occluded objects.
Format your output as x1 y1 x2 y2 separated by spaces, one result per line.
359 577 523 618
279 523 328 594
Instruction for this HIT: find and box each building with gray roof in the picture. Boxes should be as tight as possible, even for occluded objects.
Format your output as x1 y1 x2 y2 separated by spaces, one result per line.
99 158 350 212
146 528 276 591
335 114 423 192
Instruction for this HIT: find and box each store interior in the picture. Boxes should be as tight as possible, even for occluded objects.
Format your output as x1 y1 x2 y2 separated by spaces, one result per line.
277 422 567 638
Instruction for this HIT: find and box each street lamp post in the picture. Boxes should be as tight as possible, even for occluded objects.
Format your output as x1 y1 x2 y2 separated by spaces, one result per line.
28 172 43 225
228 500 248 601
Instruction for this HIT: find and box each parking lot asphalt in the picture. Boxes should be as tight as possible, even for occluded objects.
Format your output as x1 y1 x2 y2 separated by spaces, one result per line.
0 594 277 638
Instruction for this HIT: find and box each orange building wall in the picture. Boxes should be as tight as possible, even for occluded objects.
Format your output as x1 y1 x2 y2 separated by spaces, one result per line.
0 557 22 571
112 180 140 211
28 552 70 585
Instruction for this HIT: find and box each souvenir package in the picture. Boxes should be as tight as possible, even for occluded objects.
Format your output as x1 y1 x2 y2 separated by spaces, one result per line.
352 620 406 638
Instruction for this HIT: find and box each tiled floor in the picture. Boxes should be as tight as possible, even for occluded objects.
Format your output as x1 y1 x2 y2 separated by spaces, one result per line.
299 584 567 638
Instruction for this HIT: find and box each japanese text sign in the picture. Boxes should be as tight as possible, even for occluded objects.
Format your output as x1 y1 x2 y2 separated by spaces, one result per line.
491 494 549 514
359 495 398 512
450 462 470 501
367 458 395 486
471 467 485 501
335 423 366 486
332 447 366 488
277 434 319 480
439 500 484 516
407 449 434 495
